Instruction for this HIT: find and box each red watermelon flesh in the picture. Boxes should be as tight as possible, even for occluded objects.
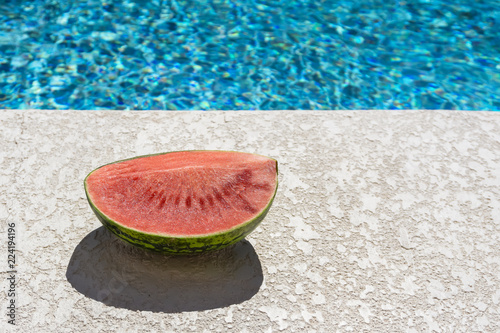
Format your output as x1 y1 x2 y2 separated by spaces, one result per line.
85 151 278 236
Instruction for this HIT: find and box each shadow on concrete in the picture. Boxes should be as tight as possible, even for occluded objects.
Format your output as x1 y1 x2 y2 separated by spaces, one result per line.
66 227 263 312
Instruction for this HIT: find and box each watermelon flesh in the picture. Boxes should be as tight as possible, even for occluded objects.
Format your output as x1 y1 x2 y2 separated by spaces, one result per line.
84 151 278 254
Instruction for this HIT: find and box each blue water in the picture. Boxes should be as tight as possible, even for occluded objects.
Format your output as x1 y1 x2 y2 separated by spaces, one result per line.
1 0 499 110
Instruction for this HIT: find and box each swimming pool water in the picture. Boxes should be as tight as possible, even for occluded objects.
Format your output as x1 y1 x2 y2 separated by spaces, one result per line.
1 0 499 110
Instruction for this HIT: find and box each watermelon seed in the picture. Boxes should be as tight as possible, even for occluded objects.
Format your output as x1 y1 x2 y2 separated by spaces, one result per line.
158 194 167 210
206 194 214 206
236 169 252 184
222 184 231 196
213 188 224 202
235 193 256 213
244 205 257 213
252 183 271 191
213 188 230 208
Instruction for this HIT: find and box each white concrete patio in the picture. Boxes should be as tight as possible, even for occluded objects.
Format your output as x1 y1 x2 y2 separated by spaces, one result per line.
1 110 499 332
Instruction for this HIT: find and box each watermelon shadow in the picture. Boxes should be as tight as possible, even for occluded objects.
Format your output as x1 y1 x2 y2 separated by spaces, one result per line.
66 226 263 312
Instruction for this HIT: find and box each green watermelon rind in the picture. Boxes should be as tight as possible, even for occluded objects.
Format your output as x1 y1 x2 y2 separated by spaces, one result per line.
84 151 278 255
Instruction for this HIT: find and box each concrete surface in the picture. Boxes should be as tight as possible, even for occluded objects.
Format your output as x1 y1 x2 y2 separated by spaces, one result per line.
1 110 500 332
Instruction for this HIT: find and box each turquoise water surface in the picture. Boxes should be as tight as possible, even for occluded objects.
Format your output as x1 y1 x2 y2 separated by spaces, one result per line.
1 0 499 110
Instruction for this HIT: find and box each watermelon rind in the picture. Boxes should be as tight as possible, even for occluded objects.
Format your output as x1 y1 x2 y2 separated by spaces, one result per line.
84 151 278 255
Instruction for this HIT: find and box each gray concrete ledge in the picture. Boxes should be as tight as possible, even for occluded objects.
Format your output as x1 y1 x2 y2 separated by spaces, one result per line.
1 110 500 331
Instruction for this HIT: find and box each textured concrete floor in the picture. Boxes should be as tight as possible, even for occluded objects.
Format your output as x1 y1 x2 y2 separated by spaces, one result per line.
1 110 500 332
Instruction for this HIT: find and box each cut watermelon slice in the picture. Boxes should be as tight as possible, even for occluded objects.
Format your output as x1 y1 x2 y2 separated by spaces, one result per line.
84 151 278 254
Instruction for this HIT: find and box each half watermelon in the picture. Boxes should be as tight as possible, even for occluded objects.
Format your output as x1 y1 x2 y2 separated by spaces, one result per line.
84 151 278 254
